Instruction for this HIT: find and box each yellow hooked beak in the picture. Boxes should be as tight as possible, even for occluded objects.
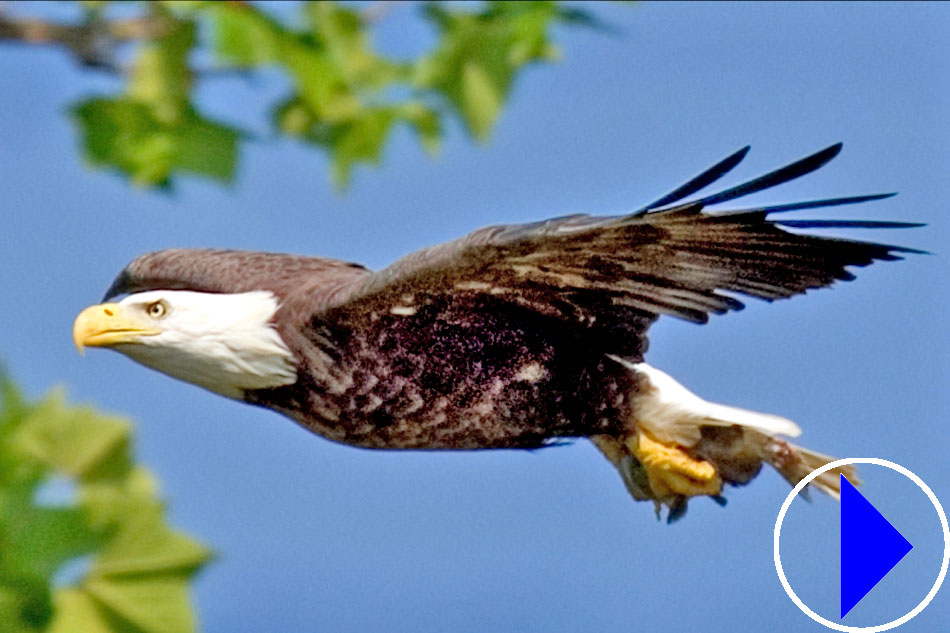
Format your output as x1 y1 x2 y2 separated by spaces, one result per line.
73 303 161 354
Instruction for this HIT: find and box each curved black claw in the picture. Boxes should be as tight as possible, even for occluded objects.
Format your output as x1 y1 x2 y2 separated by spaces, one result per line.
666 497 689 523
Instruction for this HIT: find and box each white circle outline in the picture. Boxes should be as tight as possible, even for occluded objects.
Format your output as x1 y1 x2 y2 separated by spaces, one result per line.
773 457 949 632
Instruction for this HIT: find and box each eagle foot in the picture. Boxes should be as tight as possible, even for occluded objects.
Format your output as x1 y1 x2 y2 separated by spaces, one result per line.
591 430 724 523
627 429 723 500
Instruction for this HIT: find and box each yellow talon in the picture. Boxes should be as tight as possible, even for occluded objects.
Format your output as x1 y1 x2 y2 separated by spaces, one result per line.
627 429 722 499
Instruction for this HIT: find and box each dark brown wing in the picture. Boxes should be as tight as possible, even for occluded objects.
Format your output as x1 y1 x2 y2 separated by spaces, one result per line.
351 145 920 355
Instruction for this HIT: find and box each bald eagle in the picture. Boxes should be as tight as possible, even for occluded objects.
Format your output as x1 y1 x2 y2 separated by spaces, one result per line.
73 144 920 521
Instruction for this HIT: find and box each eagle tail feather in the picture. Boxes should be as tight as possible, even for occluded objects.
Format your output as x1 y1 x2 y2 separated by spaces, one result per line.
768 441 860 501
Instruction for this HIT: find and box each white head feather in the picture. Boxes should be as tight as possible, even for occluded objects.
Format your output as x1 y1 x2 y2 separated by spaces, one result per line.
113 290 297 399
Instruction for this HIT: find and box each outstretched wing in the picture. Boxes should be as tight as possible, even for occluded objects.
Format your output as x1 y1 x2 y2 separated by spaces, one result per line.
352 144 920 356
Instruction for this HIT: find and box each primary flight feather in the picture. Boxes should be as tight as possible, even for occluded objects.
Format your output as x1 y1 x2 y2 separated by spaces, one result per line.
73 144 920 521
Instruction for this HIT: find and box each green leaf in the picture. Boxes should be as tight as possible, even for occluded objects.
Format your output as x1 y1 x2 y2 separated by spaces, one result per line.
275 99 414 188
0 578 50 633
0 484 103 581
305 1 406 89
460 61 501 140
0 375 27 433
172 112 241 182
401 102 442 155
68 502 211 633
416 0 565 139
91 503 211 578
210 3 365 122
84 575 197 633
11 389 131 481
0 377 211 633
272 97 317 136
128 8 196 123
80 467 160 531
72 98 172 188
280 40 354 121
210 3 282 67
317 107 399 189
47 589 128 633
0 378 44 489
72 98 239 187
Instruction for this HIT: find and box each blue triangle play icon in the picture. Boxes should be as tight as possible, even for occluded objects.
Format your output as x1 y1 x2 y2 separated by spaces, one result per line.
840 474 913 618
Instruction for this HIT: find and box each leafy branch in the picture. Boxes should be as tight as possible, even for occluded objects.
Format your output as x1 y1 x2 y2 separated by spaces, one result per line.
0 0 615 190
0 374 211 633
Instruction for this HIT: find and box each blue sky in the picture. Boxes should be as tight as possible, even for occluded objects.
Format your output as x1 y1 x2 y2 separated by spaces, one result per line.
1 2 948 632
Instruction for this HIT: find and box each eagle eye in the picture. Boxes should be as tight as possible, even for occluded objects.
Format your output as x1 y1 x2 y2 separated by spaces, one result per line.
146 300 167 319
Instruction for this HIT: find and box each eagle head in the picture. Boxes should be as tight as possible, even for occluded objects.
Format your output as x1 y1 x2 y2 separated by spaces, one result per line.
73 290 297 398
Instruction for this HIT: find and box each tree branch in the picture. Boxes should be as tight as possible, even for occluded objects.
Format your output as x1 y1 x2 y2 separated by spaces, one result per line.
0 9 168 69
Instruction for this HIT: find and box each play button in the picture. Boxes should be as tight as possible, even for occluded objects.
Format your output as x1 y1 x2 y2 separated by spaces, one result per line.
774 457 950 631
840 475 913 618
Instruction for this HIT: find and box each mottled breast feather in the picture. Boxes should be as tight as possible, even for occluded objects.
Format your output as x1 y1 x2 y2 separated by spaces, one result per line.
248 291 640 449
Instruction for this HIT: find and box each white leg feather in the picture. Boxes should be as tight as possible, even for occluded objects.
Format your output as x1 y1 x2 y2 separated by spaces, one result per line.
609 357 801 445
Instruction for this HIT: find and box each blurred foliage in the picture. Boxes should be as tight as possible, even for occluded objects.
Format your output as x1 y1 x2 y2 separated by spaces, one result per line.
0 0 618 190
0 375 211 633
